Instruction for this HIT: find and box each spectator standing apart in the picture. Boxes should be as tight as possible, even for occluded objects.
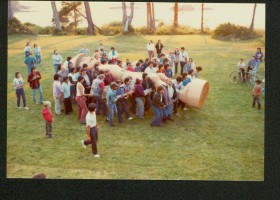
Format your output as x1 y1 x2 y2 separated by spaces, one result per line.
52 50 63 74
126 62 135 72
42 101 53 138
247 56 257 73
104 69 115 86
76 76 89 124
68 67 77 103
150 86 166 127
33 44 42 64
90 74 107 117
179 47 188 75
24 42 31 58
52 74 62 115
134 78 145 119
78 45 90 56
108 47 119 64
142 73 155 112
155 40 164 58
27 67 44 104
13 71 28 110
194 67 202 78
61 76 73 115
144 62 157 73
81 103 100 158
174 48 180 74
106 82 118 126
255 48 264 72
252 80 262 110
98 43 105 51
24 52 36 75
237 59 246 78
147 40 155 60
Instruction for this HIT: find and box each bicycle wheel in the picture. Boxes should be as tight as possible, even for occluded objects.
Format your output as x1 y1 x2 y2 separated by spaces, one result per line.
229 71 240 83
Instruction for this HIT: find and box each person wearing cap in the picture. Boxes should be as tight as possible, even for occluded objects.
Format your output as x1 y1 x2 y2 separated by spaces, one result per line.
134 78 145 119
24 52 37 75
106 82 118 126
27 67 44 104
42 101 53 138
52 74 62 115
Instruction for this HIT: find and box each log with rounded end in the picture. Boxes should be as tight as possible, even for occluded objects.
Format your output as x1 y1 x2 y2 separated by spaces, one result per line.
178 79 210 109
70 53 88 68
99 65 125 80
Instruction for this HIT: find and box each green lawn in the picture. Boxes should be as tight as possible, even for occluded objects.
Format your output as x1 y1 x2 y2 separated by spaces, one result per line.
7 34 265 180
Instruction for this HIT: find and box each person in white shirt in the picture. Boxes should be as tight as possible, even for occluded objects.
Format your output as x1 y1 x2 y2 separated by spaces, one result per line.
52 50 63 73
179 47 189 75
144 62 157 73
108 47 119 64
24 42 31 58
237 58 246 79
147 40 155 60
13 71 29 110
81 103 100 158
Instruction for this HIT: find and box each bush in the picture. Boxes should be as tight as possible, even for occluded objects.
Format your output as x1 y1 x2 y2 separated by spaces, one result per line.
52 28 67 36
8 17 34 35
155 25 200 35
74 28 88 35
134 26 155 35
212 22 257 41
100 22 122 36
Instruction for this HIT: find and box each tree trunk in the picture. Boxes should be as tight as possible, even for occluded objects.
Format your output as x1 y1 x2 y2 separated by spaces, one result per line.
128 2 134 27
147 3 151 30
51 1 62 31
122 2 127 32
174 1 178 28
201 3 204 33
84 1 94 35
151 3 155 31
250 3 257 31
8 0 13 21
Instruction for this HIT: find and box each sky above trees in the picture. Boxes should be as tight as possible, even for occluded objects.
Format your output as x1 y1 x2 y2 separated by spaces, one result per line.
13 2 265 29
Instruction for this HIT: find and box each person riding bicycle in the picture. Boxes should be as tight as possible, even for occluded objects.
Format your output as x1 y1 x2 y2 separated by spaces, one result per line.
237 59 246 79
246 56 257 78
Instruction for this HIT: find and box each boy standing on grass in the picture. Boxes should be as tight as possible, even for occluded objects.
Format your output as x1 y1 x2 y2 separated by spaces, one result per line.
252 80 262 110
13 72 29 110
42 101 53 138
61 76 73 115
81 103 100 158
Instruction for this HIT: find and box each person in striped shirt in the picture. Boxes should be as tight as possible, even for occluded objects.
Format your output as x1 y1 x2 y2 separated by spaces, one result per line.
13 72 29 110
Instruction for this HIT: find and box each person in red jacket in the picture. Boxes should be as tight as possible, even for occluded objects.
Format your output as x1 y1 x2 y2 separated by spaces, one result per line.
42 101 53 138
27 67 44 104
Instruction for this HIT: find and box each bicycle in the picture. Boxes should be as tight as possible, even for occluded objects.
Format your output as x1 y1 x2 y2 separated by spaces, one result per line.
229 68 259 86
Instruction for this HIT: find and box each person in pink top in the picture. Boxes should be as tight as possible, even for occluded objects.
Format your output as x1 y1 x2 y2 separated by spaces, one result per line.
126 62 135 72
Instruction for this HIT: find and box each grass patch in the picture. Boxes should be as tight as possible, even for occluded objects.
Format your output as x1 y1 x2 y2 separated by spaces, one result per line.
7 34 264 180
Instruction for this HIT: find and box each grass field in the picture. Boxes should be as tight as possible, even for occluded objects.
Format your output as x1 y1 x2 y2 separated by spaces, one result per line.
7 34 265 180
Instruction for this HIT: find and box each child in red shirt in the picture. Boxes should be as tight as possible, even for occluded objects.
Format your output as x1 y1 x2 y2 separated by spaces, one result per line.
42 101 54 138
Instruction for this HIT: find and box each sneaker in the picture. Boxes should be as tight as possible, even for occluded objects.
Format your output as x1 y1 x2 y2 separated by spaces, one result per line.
34 102 39 105
93 154 100 158
183 108 188 111
105 117 109 122
17 106 22 109
81 140 86 149
24 107 29 110
128 117 133 120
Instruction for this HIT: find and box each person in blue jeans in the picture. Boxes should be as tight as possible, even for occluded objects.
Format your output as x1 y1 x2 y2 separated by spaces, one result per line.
24 52 36 75
150 86 166 127
134 78 145 119
13 71 29 110
27 67 44 104
115 80 124 124
254 47 264 72
33 44 42 64
106 82 118 127
90 74 106 117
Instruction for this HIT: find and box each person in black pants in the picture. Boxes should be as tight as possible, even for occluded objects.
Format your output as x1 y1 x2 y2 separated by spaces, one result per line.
142 73 155 113
155 40 164 58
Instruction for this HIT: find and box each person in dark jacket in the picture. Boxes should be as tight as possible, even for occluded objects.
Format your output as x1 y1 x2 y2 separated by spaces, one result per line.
142 73 155 113
27 67 44 104
104 69 115 86
134 78 145 119
155 40 164 58
81 68 93 105
163 79 177 122
150 86 166 127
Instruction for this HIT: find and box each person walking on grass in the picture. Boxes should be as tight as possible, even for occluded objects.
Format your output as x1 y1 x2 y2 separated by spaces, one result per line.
52 74 62 115
42 101 53 138
27 67 44 104
147 40 155 60
24 52 36 75
81 103 100 158
252 80 262 110
13 71 28 110
155 40 164 58
76 76 89 124
61 76 73 115
52 50 63 74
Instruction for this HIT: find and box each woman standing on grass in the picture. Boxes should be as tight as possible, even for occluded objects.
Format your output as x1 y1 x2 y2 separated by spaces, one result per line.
33 44 42 64
76 76 89 124
147 40 155 60
52 50 63 74
24 42 31 58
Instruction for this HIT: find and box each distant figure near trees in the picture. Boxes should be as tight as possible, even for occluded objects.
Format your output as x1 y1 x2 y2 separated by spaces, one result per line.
33 44 42 64
24 42 31 58
155 40 164 58
147 40 155 60
78 44 90 56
